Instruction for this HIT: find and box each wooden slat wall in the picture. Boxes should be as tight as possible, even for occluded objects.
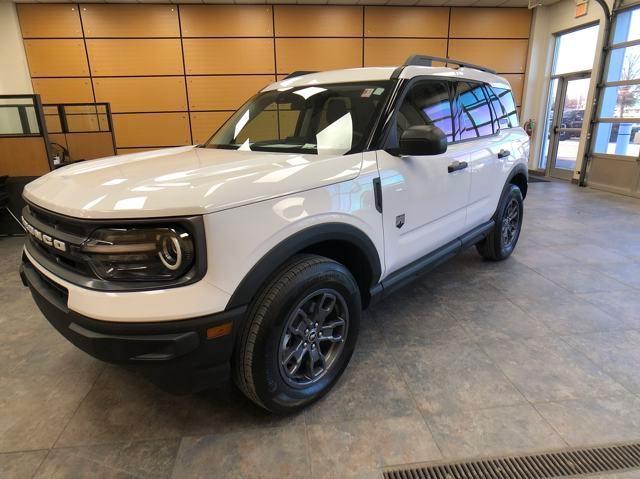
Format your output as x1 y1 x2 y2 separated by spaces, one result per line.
18 4 531 152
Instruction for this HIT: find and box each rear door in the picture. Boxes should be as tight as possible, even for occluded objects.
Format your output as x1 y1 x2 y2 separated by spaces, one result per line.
452 81 509 229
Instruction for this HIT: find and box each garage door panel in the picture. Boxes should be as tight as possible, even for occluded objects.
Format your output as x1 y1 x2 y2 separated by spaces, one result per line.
87 39 184 76
276 38 362 73
183 39 275 75
190 112 232 144
275 6 362 37
187 76 273 111
588 156 640 197
364 38 447 67
364 6 449 38
112 113 191 148
32 78 94 104
180 5 273 37
93 77 188 113
17 4 82 38
24 40 89 77
448 39 528 73
80 4 180 38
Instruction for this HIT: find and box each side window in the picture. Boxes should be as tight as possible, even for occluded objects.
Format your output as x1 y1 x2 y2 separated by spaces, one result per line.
396 81 453 143
487 87 519 130
453 82 494 141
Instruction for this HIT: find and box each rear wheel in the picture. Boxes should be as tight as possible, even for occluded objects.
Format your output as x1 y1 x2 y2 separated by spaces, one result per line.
476 184 523 261
233 254 360 414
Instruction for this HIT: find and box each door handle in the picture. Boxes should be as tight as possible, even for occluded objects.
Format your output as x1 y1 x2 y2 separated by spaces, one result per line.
448 160 468 173
498 149 511 159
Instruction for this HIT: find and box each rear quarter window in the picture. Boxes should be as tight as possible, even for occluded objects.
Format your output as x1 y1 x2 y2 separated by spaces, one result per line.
453 82 494 141
487 87 519 130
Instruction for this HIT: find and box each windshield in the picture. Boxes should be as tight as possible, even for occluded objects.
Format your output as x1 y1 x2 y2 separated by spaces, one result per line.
203 81 393 155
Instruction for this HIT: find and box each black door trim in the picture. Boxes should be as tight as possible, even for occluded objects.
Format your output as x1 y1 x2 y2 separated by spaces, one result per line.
369 219 494 304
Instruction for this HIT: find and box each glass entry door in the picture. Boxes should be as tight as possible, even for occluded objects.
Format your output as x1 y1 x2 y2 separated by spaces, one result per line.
539 23 599 180
545 74 591 179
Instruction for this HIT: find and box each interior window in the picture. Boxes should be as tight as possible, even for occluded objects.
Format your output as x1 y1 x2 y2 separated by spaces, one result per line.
396 81 454 143
454 82 494 140
487 87 519 130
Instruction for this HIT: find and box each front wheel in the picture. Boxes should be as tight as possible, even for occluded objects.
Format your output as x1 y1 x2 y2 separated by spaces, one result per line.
476 184 524 261
233 254 360 414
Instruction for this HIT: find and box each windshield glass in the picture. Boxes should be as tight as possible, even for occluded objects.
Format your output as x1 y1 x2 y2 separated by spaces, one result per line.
203 81 393 155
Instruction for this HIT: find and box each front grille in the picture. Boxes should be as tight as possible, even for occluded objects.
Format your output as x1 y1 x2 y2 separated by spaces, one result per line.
384 442 640 479
27 203 92 238
29 240 92 275
23 203 93 278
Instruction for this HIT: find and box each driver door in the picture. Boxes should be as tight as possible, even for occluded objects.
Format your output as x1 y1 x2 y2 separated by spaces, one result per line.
377 79 471 275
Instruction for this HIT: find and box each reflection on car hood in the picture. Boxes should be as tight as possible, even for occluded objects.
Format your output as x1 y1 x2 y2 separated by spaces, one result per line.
23 146 364 219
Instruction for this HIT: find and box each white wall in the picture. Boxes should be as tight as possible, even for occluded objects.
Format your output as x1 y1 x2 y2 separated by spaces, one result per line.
0 2 32 95
521 0 613 179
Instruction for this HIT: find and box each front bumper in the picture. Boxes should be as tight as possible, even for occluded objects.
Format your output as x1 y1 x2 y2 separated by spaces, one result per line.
20 254 246 393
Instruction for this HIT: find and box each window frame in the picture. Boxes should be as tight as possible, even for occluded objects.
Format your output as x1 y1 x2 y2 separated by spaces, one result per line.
592 4 640 159
550 22 601 77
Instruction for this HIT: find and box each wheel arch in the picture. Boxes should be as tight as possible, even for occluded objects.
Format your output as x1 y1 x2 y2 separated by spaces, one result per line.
226 223 382 311
507 163 528 199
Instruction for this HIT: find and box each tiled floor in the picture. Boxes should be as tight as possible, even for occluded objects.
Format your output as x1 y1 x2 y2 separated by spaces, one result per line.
1 180 640 479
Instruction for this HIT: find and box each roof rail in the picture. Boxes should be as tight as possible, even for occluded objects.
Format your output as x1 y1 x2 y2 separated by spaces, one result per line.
283 71 317 80
401 54 497 75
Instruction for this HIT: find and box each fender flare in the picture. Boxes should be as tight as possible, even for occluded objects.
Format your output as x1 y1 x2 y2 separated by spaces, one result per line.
226 222 382 310
505 163 528 197
491 164 528 221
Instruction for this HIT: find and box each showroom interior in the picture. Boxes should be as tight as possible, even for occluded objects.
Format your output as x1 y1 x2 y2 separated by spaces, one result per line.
1 0 640 477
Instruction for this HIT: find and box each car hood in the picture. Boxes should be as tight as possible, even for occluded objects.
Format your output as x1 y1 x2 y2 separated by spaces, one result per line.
23 146 364 219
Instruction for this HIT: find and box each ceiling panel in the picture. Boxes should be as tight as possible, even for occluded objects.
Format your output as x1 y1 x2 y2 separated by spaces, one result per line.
9 0 534 7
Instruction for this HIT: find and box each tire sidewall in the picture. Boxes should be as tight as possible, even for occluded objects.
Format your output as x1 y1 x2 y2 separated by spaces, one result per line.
251 261 360 413
496 184 524 258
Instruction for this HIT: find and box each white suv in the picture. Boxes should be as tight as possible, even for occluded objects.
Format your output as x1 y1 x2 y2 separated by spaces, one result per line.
20 55 528 413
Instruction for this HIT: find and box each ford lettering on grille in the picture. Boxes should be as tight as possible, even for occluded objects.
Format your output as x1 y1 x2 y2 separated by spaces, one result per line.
22 217 67 252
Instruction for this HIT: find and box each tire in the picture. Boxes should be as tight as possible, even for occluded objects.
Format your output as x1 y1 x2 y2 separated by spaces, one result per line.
233 254 361 414
476 183 524 261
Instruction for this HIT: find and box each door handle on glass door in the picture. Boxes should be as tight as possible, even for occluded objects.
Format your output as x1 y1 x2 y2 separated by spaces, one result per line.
448 161 468 173
498 149 511 159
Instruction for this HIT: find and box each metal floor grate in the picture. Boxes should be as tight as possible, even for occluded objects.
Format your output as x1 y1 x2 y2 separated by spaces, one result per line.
384 442 640 479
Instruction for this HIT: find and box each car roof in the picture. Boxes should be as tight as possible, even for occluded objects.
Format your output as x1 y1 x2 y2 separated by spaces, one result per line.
262 65 513 93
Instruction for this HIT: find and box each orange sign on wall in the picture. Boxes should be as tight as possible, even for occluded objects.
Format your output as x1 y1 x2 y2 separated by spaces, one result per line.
576 1 589 18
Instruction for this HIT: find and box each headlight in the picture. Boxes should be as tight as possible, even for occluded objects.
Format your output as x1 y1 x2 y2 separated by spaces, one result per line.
81 227 195 281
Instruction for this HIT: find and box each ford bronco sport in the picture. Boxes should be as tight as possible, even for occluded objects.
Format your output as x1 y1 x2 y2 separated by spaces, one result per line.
20 55 528 413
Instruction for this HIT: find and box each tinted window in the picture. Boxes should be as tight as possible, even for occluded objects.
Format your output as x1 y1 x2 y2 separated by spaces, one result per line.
487 87 519 130
396 81 453 142
454 82 494 141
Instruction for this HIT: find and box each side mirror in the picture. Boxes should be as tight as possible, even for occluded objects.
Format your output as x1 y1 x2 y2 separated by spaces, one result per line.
399 125 447 156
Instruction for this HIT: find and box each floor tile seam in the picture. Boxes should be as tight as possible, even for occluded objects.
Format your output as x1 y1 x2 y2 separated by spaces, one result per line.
49 365 107 451
526 264 634 294
386 343 446 462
